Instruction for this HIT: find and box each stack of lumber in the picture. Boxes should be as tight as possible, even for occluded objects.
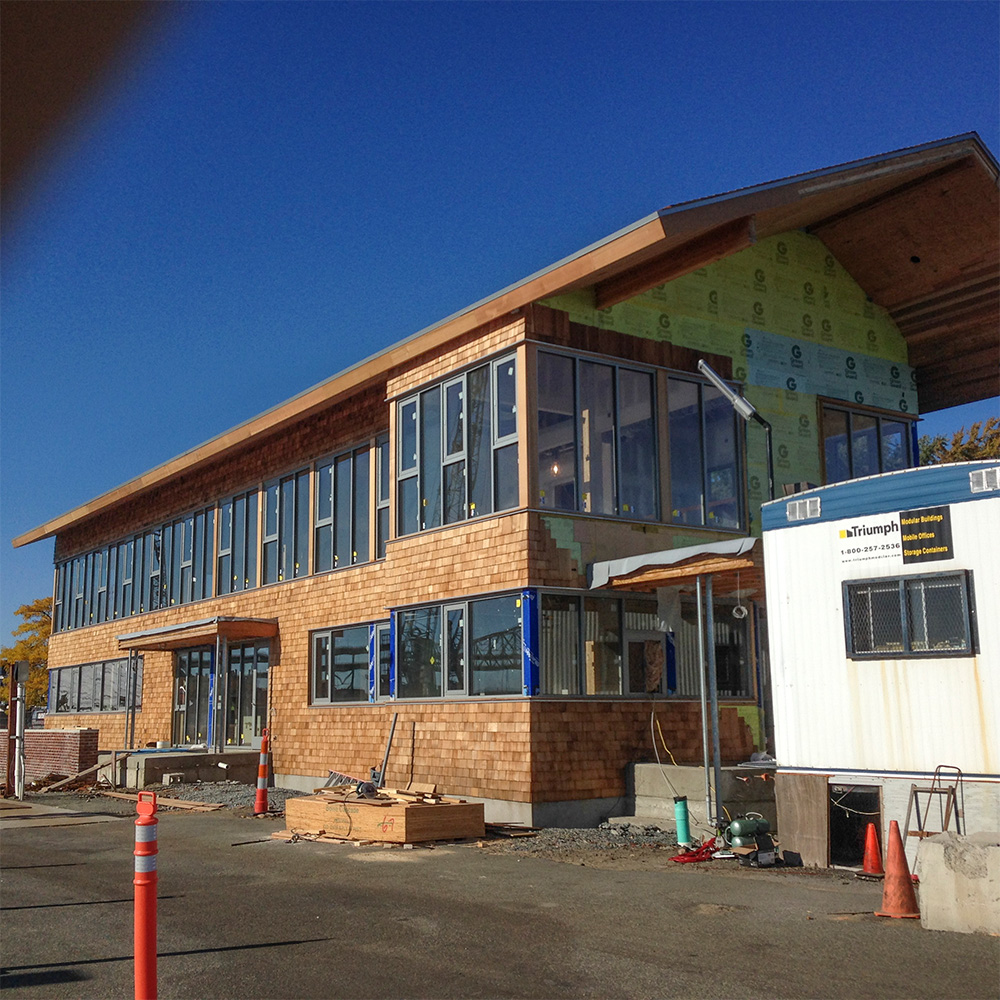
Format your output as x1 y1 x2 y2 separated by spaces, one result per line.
281 782 485 844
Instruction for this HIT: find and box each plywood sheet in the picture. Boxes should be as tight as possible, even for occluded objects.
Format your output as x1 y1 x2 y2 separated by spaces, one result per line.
774 772 829 867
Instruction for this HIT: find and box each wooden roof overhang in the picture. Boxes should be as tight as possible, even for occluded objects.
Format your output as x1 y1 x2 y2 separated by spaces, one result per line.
14 134 997 550
589 538 764 598
117 616 278 652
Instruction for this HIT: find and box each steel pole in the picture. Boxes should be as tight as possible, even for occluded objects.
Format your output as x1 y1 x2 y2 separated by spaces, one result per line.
695 576 712 826
705 575 724 829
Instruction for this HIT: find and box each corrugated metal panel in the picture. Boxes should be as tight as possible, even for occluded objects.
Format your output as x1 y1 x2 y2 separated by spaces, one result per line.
765 494 1000 776
761 461 1000 532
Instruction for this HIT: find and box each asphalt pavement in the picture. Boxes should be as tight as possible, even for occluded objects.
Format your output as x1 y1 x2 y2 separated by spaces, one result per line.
1 801 997 999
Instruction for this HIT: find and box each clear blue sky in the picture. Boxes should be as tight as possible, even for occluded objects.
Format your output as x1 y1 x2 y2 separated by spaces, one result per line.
2 1 998 642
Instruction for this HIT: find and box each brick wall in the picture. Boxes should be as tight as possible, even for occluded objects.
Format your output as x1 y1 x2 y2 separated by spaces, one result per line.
0 728 99 782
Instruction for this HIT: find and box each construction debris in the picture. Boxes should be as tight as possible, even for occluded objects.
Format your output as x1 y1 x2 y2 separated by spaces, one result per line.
38 755 132 793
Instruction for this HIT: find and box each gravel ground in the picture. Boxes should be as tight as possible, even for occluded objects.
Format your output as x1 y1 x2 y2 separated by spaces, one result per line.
25 784 849 880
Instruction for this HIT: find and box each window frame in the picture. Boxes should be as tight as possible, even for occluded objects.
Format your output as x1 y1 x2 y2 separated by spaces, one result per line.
843 571 978 660
314 443 372 573
396 352 519 538
820 400 916 484
536 349 661 522
309 622 372 705
50 657 143 714
394 592 525 700
667 374 744 531
262 469 310 584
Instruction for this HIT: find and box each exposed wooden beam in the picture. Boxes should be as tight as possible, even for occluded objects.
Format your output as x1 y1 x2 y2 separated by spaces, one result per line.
896 299 999 340
594 216 756 309
807 158 975 235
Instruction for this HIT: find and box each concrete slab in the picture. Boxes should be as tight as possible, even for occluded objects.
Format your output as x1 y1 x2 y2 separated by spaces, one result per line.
0 799 127 830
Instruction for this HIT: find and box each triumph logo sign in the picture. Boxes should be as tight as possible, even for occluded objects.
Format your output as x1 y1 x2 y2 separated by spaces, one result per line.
838 516 902 564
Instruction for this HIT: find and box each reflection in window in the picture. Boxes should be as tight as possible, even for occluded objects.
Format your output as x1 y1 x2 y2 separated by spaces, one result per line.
311 626 370 703
397 355 518 536
669 378 741 529
822 404 915 484
263 470 310 584
397 606 442 699
315 447 371 572
51 657 143 714
396 595 523 698
537 352 657 520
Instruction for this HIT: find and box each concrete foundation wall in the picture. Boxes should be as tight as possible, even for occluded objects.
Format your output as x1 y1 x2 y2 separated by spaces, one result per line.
630 763 776 832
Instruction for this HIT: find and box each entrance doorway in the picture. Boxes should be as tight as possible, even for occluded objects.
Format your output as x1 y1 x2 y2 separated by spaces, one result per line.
225 642 269 748
173 648 214 746
172 641 270 749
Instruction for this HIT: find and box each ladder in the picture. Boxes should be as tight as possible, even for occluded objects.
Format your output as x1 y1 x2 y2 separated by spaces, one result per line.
903 764 964 841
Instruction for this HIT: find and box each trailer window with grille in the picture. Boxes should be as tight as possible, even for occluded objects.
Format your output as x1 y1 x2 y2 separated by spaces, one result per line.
843 572 977 658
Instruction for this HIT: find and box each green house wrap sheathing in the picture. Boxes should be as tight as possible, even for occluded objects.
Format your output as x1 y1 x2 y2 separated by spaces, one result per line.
542 231 917 519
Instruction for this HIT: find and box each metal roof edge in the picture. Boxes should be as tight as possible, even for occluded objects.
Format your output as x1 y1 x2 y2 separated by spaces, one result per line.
761 461 1000 531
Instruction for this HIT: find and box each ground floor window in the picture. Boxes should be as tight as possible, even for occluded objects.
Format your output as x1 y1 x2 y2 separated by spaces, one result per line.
312 626 370 703
843 572 976 658
50 657 143 714
540 593 670 695
540 591 752 699
396 594 523 698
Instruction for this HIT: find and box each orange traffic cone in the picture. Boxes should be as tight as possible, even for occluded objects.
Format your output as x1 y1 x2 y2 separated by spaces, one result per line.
875 819 920 919
861 821 884 878
253 728 270 816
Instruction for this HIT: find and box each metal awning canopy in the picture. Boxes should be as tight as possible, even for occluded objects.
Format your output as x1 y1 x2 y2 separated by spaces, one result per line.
589 537 763 596
116 616 278 652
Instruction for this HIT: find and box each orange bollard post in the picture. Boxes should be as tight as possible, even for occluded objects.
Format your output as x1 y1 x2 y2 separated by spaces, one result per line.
134 791 158 1000
254 728 270 815
875 819 920 919
861 821 884 877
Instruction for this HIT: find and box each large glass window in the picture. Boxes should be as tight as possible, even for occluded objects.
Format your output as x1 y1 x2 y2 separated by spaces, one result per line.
51 657 143 714
218 491 259 595
537 352 657 520
540 592 747 699
397 355 519 536
161 509 214 606
311 626 370 703
262 470 310 584
844 572 976 658
396 595 523 698
668 377 742 530
375 434 390 558
822 404 915 484
397 606 442 698
315 446 371 572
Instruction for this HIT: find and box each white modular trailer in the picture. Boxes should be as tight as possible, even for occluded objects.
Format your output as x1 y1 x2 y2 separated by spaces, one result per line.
761 461 1000 867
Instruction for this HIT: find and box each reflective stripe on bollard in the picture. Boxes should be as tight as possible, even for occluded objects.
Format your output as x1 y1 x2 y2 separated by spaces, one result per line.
134 791 158 1000
254 728 270 815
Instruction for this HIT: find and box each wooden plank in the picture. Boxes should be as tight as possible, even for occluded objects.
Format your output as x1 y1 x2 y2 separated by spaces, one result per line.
40 754 131 792
99 790 223 811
